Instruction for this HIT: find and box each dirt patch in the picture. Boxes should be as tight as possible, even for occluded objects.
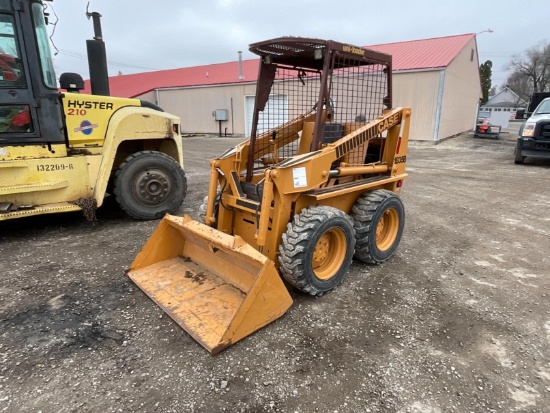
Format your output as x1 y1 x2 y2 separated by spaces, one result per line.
1 130 549 412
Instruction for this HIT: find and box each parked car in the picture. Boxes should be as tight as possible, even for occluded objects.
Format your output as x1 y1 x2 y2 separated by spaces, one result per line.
515 97 550 164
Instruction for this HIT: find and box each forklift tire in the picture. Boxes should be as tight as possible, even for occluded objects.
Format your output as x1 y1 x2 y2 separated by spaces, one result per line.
351 190 404 264
514 141 525 164
114 151 187 220
279 206 355 296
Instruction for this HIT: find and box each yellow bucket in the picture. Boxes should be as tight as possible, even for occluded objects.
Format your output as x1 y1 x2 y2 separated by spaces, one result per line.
128 215 293 354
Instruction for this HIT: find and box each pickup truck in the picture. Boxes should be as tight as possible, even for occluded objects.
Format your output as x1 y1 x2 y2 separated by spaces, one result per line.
515 97 550 164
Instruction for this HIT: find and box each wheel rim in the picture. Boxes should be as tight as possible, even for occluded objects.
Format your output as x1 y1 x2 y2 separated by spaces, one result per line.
312 228 347 280
376 207 399 251
133 169 172 206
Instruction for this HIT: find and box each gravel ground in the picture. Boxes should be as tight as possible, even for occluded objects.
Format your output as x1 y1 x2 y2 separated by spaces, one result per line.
1 124 549 412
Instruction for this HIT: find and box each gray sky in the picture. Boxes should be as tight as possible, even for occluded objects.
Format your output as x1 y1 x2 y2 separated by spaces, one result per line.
47 0 548 90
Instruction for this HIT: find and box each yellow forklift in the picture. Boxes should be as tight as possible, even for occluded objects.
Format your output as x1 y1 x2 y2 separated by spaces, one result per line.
0 0 186 221
129 37 412 354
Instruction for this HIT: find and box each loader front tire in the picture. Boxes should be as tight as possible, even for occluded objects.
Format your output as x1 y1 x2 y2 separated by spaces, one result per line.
279 206 355 296
351 190 404 264
114 151 187 220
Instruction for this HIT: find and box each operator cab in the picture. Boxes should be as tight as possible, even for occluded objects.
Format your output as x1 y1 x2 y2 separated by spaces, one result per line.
0 0 65 145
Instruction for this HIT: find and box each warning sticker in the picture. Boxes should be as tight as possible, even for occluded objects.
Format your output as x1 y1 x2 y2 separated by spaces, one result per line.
293 167 307 188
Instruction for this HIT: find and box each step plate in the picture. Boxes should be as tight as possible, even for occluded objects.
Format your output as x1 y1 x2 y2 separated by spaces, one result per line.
0 180 69 195
0 202 81 221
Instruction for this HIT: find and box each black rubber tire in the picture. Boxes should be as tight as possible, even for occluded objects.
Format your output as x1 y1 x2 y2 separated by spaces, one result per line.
113 151 187 220
351 189 405 264
514 141 525 164
278 206 355 296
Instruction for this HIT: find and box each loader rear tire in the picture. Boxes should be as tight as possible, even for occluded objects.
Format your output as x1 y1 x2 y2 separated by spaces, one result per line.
351 190 404 264
279 206 355 296
114 151 187 220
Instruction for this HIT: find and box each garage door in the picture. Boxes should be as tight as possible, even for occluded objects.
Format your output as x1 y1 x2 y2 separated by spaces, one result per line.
245 94 288 137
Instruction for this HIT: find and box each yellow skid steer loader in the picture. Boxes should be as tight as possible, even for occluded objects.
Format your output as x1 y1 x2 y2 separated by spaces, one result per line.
129 37 411 354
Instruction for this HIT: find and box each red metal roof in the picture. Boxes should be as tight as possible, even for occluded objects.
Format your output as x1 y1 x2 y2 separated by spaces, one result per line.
367 34 475 72
82 59 260 98
83 34 475 98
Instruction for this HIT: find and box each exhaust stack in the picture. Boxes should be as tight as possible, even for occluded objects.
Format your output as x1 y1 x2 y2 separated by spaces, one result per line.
238 51 244 80
86 10 110 96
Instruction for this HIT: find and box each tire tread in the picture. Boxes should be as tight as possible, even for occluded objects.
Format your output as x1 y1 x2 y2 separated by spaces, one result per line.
351 189 403 264
278 205 354 296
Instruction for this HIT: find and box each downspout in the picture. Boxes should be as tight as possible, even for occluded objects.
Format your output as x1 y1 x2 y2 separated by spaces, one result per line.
155 89 160 106
231 97 234 135
433 69 445 141
473 100 480 130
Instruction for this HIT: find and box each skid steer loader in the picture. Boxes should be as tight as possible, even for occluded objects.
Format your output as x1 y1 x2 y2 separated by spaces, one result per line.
129 37 411 354
0 1 186 221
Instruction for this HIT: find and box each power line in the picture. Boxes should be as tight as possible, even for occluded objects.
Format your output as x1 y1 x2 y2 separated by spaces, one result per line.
54 47 161 72
481 52 550 57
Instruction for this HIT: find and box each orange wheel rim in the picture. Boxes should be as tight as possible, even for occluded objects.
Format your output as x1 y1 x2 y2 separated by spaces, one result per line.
312 228 347 280
376 208 399 251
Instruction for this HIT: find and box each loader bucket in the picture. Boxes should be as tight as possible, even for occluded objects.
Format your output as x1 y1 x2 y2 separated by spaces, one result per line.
128 215 293 354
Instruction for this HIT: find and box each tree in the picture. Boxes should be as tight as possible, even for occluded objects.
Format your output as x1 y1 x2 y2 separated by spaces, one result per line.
506 41 550 102
479 60 492 104
506 72 533 104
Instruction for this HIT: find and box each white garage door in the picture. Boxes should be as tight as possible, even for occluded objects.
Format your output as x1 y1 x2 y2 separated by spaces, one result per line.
245 94 288 137
488 110 510 128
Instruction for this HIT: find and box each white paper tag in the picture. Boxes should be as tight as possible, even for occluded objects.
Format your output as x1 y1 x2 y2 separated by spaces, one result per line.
0 147 7 156
293 167 307 188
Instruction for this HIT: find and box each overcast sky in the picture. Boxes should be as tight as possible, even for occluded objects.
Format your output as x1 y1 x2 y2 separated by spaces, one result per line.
46 0 548 90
